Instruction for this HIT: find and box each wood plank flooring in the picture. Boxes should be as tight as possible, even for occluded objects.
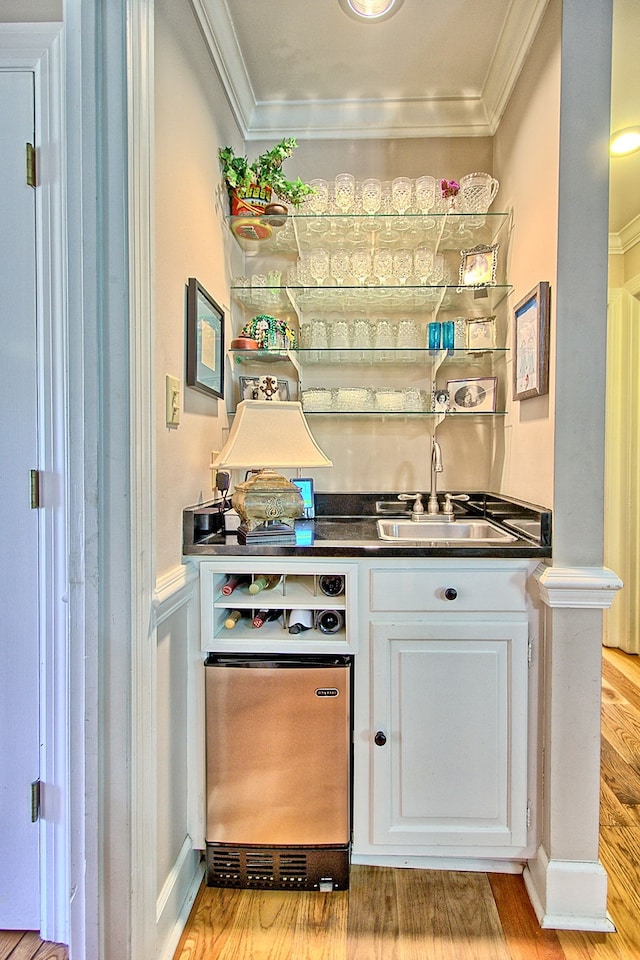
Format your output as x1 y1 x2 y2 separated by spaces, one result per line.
2 646 638 960
172 646 640 960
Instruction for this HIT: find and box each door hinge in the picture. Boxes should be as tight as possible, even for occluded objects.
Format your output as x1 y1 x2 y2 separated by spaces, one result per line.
30 469 41 509
526 799 532 831
26 142 36 187
527 635 533 667
31 779 41 822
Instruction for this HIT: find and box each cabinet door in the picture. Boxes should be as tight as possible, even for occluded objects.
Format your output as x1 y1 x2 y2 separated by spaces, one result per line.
370 620 529 849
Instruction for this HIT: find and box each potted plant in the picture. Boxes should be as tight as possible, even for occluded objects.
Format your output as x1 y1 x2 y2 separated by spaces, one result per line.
219 138 315 215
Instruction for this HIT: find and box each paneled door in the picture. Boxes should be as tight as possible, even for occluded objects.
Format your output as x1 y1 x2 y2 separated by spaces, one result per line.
0 69 40 928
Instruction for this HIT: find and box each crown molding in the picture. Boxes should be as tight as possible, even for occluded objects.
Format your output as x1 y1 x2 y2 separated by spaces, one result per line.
193 0 551 140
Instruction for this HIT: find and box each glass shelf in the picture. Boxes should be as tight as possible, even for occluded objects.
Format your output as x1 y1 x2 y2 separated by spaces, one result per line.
227 211 511 255
229 347 508 367
302 409 508 417
231 283 512 314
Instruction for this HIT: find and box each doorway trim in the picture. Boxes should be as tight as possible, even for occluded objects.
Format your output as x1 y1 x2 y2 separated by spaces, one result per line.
0 21 69 946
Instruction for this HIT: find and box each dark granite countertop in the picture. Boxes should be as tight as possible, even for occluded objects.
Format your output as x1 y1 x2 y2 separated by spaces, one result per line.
183 492 551 560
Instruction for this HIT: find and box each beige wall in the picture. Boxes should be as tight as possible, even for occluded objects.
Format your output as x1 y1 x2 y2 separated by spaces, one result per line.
154 2 561 561
492 0 560 508
155 0 241 575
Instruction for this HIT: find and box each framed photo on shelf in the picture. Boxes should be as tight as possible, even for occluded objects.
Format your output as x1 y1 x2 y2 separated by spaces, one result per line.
239 375 291 402
431 388 451 413
466 316 497 351
512 281 550 401
459 243 499 287
446 376 497 413
186 277 224 399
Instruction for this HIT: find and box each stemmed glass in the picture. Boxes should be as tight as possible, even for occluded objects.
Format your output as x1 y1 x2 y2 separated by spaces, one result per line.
305 178 330 235
413 246 434 284
351 248 372 286
373 248 393 284
308 247 331 285
392 248 413 285
333 173 356 214
330 248 352 286
391 177 413 215
415 176 436 213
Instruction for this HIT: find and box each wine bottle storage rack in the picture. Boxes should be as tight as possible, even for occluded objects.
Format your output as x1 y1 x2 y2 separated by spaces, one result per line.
200 562 358 654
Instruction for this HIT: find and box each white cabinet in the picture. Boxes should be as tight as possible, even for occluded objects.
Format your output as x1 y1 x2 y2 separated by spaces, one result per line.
353 560 534 862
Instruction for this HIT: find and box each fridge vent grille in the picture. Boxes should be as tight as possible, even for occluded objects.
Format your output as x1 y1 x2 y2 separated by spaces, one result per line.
206 844 349 891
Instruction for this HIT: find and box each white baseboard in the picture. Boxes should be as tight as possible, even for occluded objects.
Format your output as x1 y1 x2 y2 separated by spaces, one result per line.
523 844 615 931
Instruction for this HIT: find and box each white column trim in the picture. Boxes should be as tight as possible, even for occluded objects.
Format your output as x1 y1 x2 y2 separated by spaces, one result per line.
524 844 614 931
127 0 156 957
534 563 622 608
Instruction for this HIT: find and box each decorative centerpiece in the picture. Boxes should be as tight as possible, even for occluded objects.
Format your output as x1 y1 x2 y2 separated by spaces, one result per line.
218 138 315 217
240 314 297 351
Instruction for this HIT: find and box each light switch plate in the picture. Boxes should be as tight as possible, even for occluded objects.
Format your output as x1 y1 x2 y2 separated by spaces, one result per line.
166 374 181 425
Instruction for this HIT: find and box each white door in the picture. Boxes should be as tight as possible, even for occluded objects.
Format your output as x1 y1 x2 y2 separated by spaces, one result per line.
370 620 530 851
0 70 40 928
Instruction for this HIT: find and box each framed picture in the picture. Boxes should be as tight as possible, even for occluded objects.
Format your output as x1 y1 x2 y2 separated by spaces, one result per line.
431 388 450 413
459 243 499 287
186 278 224 399
512 281 551 401
446 376 497 413
466 316 497 351
239 375 291 402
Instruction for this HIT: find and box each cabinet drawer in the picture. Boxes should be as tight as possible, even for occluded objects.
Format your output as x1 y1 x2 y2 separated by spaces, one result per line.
370 566 527 613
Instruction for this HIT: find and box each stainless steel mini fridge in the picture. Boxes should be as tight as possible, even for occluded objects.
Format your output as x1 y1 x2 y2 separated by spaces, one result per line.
205 654 352 891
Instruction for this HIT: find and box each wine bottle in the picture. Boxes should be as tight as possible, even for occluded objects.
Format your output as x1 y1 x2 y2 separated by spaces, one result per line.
316 609 344 634
248 574 282 595
288 609 314 635
223 609 250 629
221 574 250 596
318 574 345 597
252 608 283 629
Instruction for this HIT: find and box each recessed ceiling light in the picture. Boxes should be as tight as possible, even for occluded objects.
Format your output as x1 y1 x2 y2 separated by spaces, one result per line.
338 0 405 22
610 126 640 157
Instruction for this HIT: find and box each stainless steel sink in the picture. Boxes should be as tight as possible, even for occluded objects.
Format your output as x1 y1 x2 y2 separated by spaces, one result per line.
376 519 517 542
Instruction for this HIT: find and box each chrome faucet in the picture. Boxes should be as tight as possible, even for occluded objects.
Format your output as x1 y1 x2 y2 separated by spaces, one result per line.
427 437 443 514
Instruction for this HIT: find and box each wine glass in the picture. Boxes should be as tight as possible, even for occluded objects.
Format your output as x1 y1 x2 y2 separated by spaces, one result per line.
392 247 413 285
308 247 331 285
351 248 372 285
373 248 393 284
391 177 413 215
413 245 434 284
333 173 356 214
415 176 436 213
330 248 352 286
361 178 382 215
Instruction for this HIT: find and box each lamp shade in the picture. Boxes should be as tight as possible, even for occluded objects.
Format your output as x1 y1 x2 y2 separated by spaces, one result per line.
214 401 333 469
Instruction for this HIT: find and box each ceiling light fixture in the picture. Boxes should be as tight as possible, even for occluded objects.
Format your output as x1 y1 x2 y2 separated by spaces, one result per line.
610 126 640 157
338 0 404 22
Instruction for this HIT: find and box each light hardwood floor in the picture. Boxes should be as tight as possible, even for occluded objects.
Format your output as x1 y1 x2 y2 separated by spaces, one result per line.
2 647 638 960
172 646 640 960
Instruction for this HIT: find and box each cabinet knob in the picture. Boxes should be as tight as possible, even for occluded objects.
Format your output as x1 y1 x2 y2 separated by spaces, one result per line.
374 731 387 746
443 587 458 601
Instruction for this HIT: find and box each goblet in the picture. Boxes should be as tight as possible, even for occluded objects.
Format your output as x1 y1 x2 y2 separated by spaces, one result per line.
415 176 436 213
351 248 372 285
392 247 413 285
333 173 356 214
373 248 393 284
308 247 331 285
391 177 413 215
330 248 352 286
413 245 434 284
361 178 382 215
